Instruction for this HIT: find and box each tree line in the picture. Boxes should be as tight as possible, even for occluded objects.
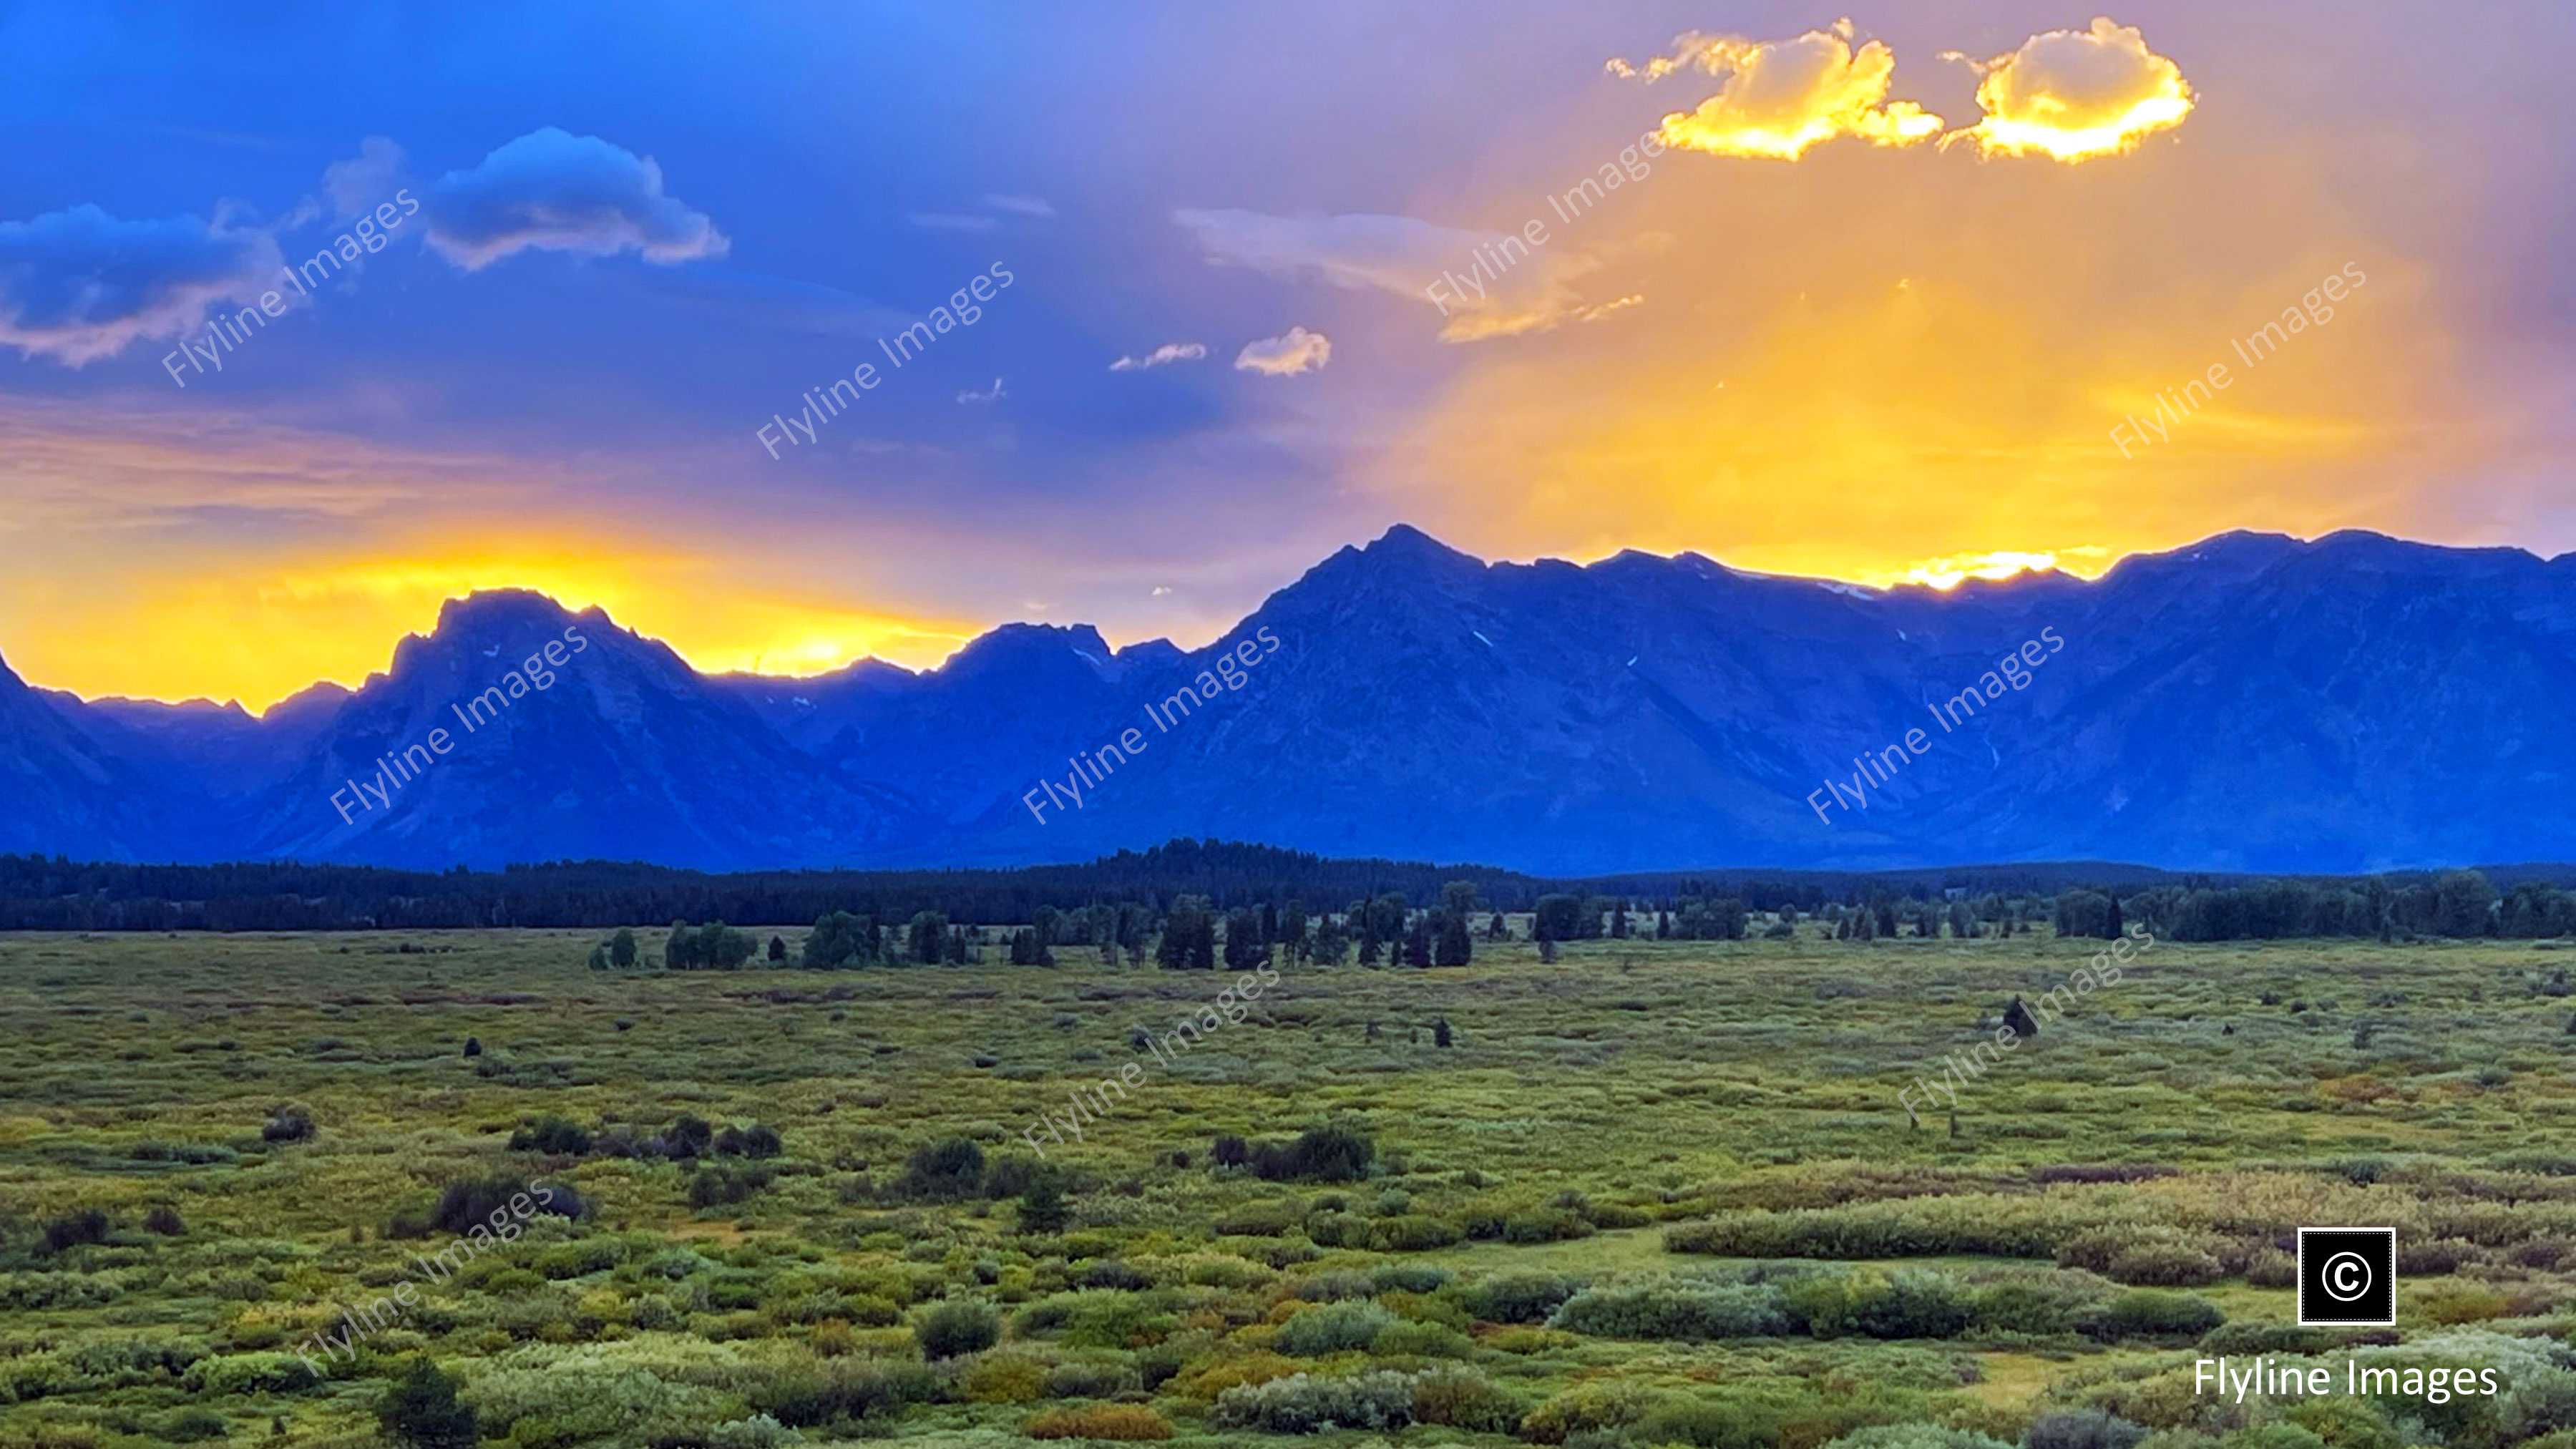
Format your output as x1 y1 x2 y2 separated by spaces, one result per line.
577 869 2573 972
0 841 2567 943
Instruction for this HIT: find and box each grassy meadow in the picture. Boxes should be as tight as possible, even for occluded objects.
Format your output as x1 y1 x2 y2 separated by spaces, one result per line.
4 925 2575 1448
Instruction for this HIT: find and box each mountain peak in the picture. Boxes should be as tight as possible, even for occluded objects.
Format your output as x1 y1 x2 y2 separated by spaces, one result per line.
1362 522 1478 566
434 588 584 633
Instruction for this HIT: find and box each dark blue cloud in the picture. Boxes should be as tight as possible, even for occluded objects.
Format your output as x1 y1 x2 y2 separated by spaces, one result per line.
0 205 283 364
422 127 728 270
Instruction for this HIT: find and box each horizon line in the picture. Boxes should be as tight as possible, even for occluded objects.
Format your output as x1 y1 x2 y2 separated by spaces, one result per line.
15 521 2551 715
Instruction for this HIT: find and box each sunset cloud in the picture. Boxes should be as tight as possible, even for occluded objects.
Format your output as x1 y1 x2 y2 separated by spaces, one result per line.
422 127 728 269
1942 17 2195 162
1235 326 1330 376
1176 208 1600 341
0 206 283 365
1110 341 1207 371
1609 19 1943 160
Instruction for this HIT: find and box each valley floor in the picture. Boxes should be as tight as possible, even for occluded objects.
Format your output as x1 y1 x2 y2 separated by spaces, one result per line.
2 930 2572 1448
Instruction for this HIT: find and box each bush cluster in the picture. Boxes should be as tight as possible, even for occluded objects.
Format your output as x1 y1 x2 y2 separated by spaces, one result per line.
1211 1365 1520 1435
1476 1265 2212 1346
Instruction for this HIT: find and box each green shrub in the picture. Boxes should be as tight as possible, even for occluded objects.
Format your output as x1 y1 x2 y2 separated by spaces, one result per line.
1212 1199 1303 1236
1372 1262 1455 1294
1521 1380 1653 1444
902 1137 987 1199
1014 1290 1179 1350
1668 1199 2067 1260
1505 1208 1594 1243
706 1415 793 1449
1277 1300 1397 1355
1212 1370 1419 1433
1456 1271 1584 1324
917 1299 1003 1359
1410 1366 1524 1433
1025 1403 1176 1440
507 1115 592 1156
1043 1358 1141 1399
748 1356 940 1426
689 1162 776 1208
1852 1270 1976 1339
1250 1123 1377 1183
185 1352 321 1396
1370 1319 1474 1358
2195 1323 2344 1357
1549 1281 1790 1340
37 1209 111 1255
2086 1291 2225 1341
1967 1273 2117 1338
2029 1409 2152 1449
1290 1269 1377 1302
1824 1426 2019 1449
413 1174 565 1238
161 1407 231 1443
1367 1214 1464 1251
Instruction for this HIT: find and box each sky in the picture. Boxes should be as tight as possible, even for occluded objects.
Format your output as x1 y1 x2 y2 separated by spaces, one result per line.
2 0 2571 710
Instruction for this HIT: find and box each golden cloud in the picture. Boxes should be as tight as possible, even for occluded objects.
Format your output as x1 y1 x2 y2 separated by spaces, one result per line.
1609 19 1943 160
1943 16 2195 162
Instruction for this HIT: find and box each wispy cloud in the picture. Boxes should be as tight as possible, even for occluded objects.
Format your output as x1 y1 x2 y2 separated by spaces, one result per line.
1176 208 1603 342
1110 341 1208 371
1235 326 1330 376
904 211 1001 234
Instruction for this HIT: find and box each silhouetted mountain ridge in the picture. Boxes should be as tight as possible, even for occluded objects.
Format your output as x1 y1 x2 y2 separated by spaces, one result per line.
4 527 2570 874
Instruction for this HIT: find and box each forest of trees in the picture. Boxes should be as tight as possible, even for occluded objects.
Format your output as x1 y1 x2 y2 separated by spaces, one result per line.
0 840 2570 946
575 868 2576 972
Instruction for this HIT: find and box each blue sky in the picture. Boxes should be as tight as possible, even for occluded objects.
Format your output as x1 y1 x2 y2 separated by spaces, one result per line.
3 0 2572 705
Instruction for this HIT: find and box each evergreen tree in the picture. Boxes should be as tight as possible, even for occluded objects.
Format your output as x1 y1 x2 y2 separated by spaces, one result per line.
376 1360 477 1449
1433 909 1473 966
907 911 949 964
1223 907 1262 967
1018 1170 1072 1234
766 934 786 963
1401 914 1433 967
2003 995 2041 1037
1156 896 1216 969
1533 893 1582 943
1433 882 1476 967
1309 917 1351 965
609 927 637 968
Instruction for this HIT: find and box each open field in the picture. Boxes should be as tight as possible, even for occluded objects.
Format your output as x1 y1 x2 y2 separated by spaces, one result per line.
4 928 2575 1448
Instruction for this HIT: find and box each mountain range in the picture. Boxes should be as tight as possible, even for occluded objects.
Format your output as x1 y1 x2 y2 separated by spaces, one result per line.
6 525 2572 875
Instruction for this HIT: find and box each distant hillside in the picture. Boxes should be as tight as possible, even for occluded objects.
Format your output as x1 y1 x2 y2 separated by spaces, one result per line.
9 526 2576 873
